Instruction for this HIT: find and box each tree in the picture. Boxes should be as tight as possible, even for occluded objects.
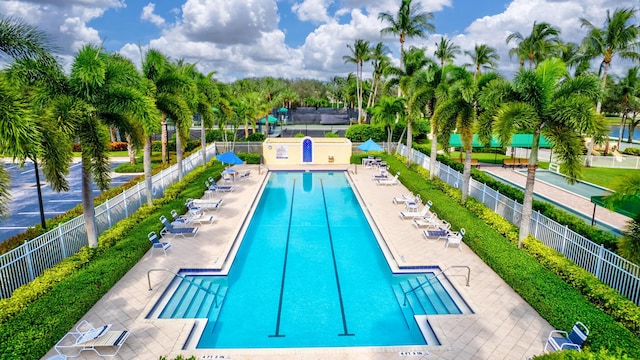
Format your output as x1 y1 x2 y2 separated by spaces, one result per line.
367 42 391 108
434 37 461 67
433 66 498 201
369 96 407 153
63 45 158 247
612 67 640 149
343 39 371 123
379 0 434 74
506 21 561 69
478 58 604 247
581 8 640 114
604 176 640 263
464 43 499 80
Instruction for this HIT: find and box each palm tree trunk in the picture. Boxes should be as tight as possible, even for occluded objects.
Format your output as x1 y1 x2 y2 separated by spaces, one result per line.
161 115 168 164
144 135 153 205
201 120 207 167
82 159 98 248
618 114 626 150
406 120 412 167
429 131 438 180
176 127 183 181
518 138 540 247
126 134 136 165
461 150 472 201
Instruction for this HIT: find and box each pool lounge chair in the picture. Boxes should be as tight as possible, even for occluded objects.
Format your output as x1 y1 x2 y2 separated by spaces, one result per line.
444 228 465 251
422 221 452 242
376 172 400 186
545 322 589 352
159 215 198 238
237 170 251 181
412 212 440 229
188 198 224 212
148 231 171 256
371 170 388 180
206 180 235 193
54 320 130 358
392 192 414 204
399 201 432 219
174 206 215 225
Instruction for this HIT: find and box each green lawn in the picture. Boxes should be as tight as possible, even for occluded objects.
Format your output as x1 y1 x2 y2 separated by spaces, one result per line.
446 151 509 164
579 167 640 189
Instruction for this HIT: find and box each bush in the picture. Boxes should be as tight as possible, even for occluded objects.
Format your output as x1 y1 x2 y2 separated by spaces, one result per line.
294 132 306 138
622 147 640 156
113 162 144 173
324 132 339 138
108 142 128 151
238 152 261 164
344 124 385 142
206 129 235 142
246 132 266 141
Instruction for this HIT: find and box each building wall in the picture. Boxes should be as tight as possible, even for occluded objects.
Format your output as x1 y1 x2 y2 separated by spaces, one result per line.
262 137 352 165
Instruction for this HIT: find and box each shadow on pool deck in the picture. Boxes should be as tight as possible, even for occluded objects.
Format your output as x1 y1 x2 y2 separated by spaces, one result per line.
43 164 553 360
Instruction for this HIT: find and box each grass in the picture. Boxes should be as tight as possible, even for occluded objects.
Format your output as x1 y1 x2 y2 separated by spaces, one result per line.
579 167 640 189
446 151 509 164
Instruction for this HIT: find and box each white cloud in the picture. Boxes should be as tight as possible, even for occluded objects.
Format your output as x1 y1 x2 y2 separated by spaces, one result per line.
141 3 166 27
292 0 332 24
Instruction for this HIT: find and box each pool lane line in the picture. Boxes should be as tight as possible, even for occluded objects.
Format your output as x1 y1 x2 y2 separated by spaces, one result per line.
319 179 354 337
269 179 296 338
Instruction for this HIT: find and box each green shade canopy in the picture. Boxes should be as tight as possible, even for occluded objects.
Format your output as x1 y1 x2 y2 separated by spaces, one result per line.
448 134 552 148
591 195 640 219
277 107 288 112
259 115 278 124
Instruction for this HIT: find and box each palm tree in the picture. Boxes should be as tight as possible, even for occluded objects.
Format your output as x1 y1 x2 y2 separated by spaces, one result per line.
191 71 218 167
612 68 640 150
378 0 435 76
343 39 371 123
434 37 461 67
581 8 640 114
506 21 561 69
63 45 158 247
369 96 407 153
432 67 499 201
384 46 434 166
367 42 391 108
464 43 500 79
479 58 603 247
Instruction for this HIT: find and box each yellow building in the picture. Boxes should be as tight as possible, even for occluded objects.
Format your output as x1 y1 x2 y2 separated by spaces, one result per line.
262 137 352 165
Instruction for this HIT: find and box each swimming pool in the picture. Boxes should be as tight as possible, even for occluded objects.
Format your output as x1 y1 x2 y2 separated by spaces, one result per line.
149 171 471 348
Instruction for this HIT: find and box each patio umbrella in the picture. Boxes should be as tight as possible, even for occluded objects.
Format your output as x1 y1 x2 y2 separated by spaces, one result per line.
277 107 288 112
358 138 382 152
216 151 244 165
259 115 278 124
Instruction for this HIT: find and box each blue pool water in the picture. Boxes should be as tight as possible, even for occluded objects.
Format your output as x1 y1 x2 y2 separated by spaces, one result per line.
153 171 468 348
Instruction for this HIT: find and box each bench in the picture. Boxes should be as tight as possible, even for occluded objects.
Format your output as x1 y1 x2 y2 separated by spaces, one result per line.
502 158 528 168
452 158 480 168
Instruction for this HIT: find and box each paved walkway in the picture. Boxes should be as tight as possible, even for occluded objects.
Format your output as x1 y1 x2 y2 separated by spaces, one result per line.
482 164 630 231
43 164 552 360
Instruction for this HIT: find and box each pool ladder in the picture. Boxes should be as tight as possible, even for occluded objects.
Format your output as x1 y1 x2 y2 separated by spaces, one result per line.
147 268 220 308
402 266 470 306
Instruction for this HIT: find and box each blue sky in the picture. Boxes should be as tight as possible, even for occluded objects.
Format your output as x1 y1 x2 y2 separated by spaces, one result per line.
0 0 636 82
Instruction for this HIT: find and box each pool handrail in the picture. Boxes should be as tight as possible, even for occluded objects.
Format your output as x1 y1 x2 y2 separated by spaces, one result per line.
402 265 471 306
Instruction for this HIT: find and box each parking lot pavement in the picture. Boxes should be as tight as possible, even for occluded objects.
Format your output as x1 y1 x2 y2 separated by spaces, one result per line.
0 160 140 243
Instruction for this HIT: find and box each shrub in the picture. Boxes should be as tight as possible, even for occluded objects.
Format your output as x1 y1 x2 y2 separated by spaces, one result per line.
294 132 306 138
113 162 144 173
344 124 385 142
206 129 235 142
246 132 266 141
622 147 640 156
238 152 261 164
108 142 128 151
324 132 339 138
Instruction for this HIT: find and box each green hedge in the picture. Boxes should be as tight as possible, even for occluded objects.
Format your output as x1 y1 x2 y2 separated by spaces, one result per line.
0 160 225 359
382 154 640 358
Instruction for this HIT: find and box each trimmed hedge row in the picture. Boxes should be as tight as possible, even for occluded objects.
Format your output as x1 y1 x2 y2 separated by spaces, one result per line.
377 154 640 358
0 160 225 359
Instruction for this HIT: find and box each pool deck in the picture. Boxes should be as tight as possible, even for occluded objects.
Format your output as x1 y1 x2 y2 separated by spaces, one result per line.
482 164 630 231
43 164 553 360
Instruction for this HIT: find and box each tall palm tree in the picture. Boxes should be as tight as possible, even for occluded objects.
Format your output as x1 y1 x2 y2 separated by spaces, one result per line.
433 67 499 201
343 39 371 123
581 8 640 114
464 43 500 80
369 96 407 153
367 42 391 108
478 58 603 247
506 21 561 69
613 67 640 150
63 45 158 247
384 46 434 166
434 37 461 67
378 0 434 77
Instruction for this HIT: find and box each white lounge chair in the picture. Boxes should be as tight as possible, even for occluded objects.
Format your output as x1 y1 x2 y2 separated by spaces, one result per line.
237 170 251 181
545 321 589 352
392 192 414 204
206 180 235 193
159 215 198 238
399 201 432 219
444 228 465 250
188 198 224 212
148 231 171 256
412 212 440 228
376 172 399 186
54 320 130 358
422 221 452 242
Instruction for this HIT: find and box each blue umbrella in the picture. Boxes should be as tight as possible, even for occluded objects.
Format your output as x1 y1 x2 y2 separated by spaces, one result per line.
216 151 244 165
358 138 382 152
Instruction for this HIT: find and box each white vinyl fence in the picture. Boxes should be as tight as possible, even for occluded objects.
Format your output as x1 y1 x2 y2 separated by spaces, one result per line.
397 145 640 305
0 143 217 298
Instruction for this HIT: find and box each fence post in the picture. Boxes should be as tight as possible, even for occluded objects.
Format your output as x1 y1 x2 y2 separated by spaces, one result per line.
105 198 113 228
24 241 35 282
137 183 142 207
533 211 540 238
58 223 67 258
123 190 128 218
595 244 604 279
481 183 486 204
494 190 499 212
561 225 568 254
